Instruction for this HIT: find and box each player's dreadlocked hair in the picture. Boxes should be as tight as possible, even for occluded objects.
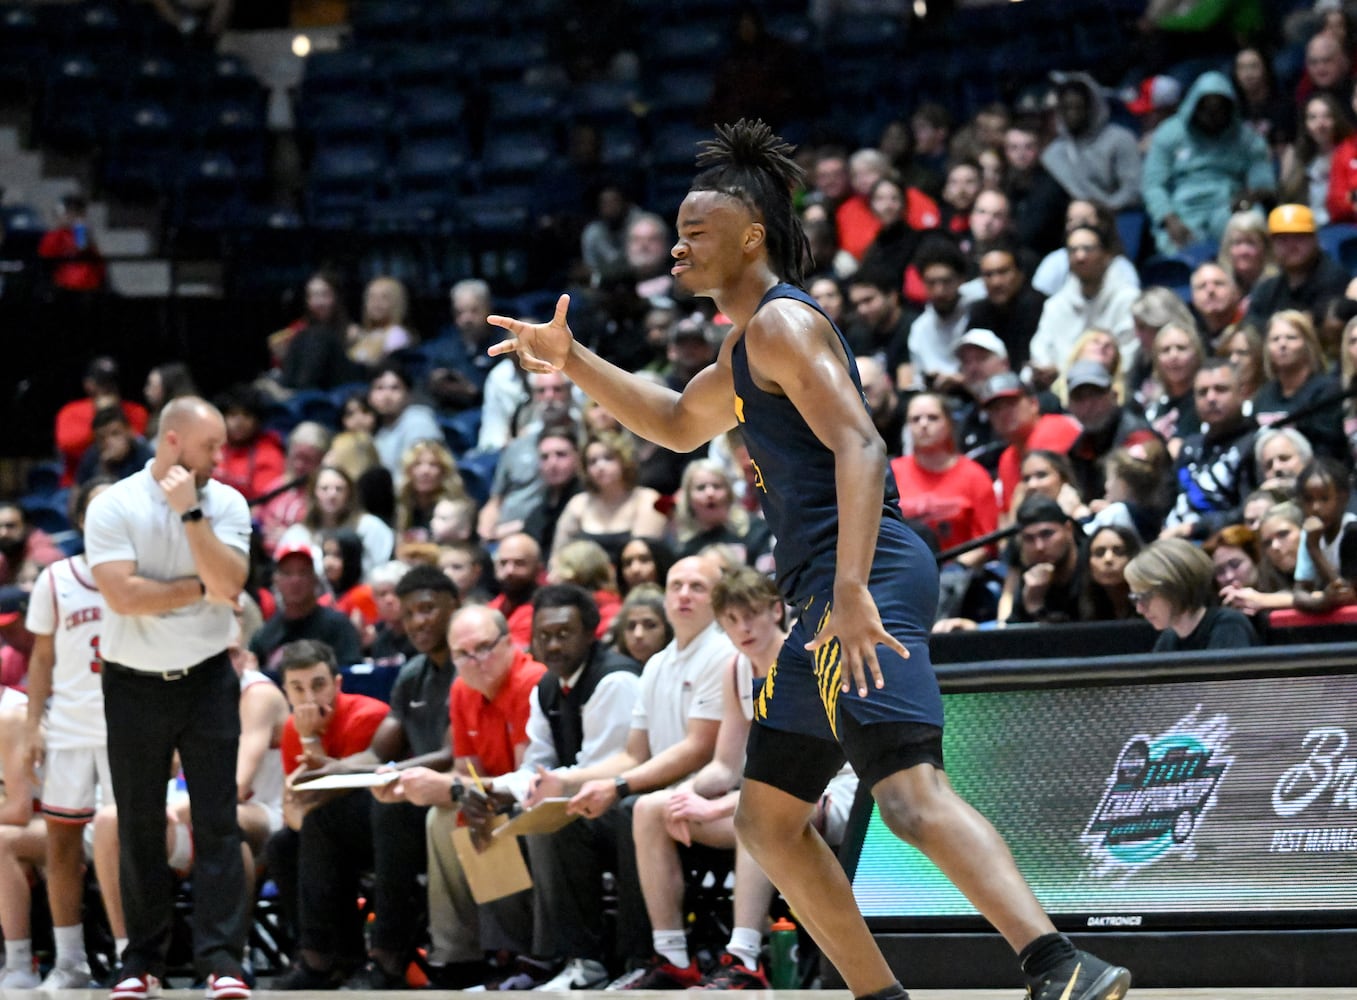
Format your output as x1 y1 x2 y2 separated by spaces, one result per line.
691 119 812 287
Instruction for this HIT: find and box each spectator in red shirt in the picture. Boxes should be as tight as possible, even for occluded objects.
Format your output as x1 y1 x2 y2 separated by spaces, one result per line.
981 372 1082 514
53 357 149 488
276 639 389 779
890 392 997 563
36 194 105 293
265 639 390 955
489 532 544 650
377 605 546 987
213 384 287 504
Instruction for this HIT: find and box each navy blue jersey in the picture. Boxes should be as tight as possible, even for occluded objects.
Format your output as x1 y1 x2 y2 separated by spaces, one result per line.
731 283 906 602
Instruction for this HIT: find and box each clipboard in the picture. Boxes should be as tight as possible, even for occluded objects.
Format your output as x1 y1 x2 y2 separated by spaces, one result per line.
293 771 399 791
452 814 533 903
492 798 577 838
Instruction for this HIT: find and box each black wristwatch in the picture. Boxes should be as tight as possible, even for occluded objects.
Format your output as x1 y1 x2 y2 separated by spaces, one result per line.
181 507 204 523
614 776 632 800
450 781 465 805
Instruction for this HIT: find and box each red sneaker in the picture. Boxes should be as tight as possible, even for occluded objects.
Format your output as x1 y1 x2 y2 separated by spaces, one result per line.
690 952 769 990
620 954 703 990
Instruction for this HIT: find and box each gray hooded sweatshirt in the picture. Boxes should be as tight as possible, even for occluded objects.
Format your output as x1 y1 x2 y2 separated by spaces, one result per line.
1041 71 1143 211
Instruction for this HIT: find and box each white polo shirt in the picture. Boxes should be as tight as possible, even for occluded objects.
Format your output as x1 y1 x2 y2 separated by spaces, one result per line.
632 620 733 756
84 462 251 673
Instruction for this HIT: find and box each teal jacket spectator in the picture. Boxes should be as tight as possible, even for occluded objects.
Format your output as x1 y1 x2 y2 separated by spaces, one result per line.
1143 70 1275 255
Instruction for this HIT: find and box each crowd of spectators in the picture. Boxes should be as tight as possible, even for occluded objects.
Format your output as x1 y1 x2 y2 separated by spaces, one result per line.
5 0 1357 993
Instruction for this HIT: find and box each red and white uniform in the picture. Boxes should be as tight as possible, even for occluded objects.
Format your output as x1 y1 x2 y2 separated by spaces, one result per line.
26 554 112 821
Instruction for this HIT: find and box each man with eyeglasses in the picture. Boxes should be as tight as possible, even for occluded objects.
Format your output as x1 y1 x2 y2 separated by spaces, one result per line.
378 604 548 989
273 565 460 991
1029 221 1139 389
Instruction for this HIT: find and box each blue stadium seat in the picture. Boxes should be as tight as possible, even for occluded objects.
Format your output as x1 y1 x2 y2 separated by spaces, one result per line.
383 44 466 91
298 48 379 114
486 83 564 127
200 53 263 103
169 152 246 237
307 141 389 228
1339 235 1357 274
396 87 467 139
474 35 548 81
39 55 107 150
478 133 556 185
439 408 482 457
125 55 183 105
1138 254 1193 299
641 24 726 69
570 79 640 125
1116 209 1147 265
456 449 499 505
0 5 46 94
340 663 401 703
1318 223 1357 263
305 95 394 141
102 100 181 199
350 0 423 44
0 204 46 259
26 461 64 498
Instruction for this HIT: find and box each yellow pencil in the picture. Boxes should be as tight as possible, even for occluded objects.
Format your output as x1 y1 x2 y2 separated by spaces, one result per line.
467 762 487 795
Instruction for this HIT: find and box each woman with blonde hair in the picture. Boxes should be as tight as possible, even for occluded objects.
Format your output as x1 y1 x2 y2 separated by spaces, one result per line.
1053 328 1124 404
1125 538 1257 650
671 459 773 569
547 538 622 635
1217 211 1277 299
553 431 669 563
1128 286 1197 407
348 276 415 366
1143 322 1205 446
1254 310 1345 460
1215 323 1266 402
394 438 467 540
1223 502 1303 615
279 464 395 575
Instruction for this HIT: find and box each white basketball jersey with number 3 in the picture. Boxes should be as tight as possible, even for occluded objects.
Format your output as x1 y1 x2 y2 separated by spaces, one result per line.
25 554 108 749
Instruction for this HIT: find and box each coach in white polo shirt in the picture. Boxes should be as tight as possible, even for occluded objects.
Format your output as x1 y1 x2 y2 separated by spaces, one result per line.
84 396 254 1000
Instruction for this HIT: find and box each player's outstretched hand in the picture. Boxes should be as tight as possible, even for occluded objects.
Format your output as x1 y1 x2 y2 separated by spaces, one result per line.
486 293 575 373
806 582 907 698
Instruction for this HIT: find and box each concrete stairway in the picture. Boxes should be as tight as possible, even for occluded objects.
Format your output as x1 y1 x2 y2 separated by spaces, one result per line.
0 123 171 296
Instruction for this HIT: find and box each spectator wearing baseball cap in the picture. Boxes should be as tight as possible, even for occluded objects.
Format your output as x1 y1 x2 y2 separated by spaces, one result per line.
981 373 1082 514
1007 494 1085 625
951 330 1066 475
1065 361 1159 501
249 542 362 673
1126 75 1183 153
1244 204 1351 328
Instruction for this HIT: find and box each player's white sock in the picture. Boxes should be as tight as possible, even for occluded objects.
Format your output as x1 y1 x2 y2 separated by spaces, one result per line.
727 927 763 971
652 930 689 968
55 924 86 967
4 939 32 972
115 938 130 961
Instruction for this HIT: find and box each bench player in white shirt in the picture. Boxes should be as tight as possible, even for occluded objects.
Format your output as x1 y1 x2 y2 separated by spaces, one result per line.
14 479 115 989
0 683 41 988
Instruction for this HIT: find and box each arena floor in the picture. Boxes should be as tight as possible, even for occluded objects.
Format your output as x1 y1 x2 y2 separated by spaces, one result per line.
29 990 1357 999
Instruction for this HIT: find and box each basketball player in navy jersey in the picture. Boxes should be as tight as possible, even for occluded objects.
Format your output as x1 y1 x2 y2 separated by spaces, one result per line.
487 120 1130 1000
